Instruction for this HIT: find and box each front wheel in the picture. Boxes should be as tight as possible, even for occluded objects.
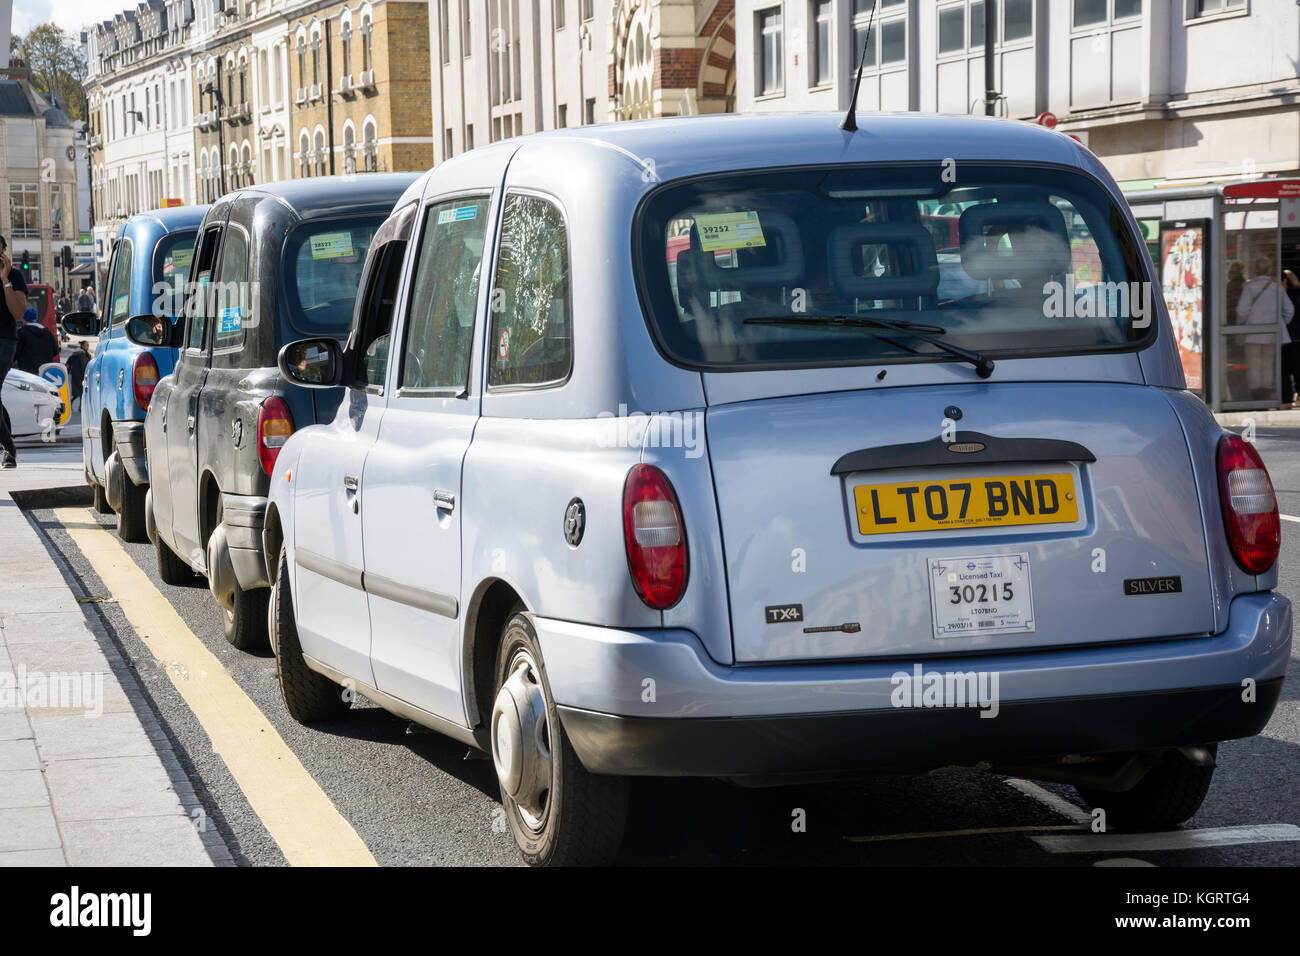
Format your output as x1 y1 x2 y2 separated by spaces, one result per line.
1077 746 1216 830
274 544 348 722
222 579 269 651
491 612 628 866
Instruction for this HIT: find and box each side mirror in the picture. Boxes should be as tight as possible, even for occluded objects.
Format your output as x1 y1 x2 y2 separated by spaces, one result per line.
123 314 173 347
279 338 343 388
61 311 101 337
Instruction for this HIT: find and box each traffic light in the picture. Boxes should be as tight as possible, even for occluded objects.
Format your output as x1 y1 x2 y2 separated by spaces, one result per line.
20 251 29 271
61 246 73 269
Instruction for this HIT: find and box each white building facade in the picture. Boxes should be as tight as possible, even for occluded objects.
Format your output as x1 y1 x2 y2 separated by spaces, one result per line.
734 0 1300 187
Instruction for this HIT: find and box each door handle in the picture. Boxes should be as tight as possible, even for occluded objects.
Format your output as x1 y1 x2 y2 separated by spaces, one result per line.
434 489 456 512
186 414 196 432
94 371 100 383
344 474 360 514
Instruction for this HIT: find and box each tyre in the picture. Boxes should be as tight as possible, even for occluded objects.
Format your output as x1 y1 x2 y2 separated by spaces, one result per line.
1077 746 1216 830
92 478 112 514
491 612 628 866
274 545 348 722
156 533 196 586
116 476 148 543
221 578 269 651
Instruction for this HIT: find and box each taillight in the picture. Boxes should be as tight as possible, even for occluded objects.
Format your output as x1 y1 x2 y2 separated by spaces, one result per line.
132 352 159 411
257 396 294 477
623 464 688 609
1217 433 1279 574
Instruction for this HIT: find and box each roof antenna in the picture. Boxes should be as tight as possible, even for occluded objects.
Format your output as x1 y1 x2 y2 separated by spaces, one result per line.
840 1 877 132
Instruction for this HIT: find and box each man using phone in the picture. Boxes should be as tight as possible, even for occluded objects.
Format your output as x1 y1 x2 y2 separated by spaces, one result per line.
0 235 30 468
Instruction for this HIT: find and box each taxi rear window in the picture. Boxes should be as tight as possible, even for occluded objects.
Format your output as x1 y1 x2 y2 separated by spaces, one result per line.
635 163 1153 370
282 218 383 337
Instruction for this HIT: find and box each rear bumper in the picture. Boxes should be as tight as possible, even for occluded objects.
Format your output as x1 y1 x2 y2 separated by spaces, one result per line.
537 592 1291 777
110 420 148 486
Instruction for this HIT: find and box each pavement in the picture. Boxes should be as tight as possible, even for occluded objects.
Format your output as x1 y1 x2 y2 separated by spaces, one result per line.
0 428 226 866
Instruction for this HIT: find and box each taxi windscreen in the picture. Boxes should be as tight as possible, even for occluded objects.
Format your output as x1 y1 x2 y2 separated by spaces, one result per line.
635 164 1153 369
282 218 383 337
154 230 197 316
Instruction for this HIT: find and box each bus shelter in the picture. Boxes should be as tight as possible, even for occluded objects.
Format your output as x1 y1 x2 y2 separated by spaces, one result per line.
1125 179 1300 412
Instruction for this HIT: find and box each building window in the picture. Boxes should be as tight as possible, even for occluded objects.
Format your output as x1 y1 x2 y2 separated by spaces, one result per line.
1004 0 1032 39
938 4 964 53
557 103 568 127
363 121 378 171
311 35 321 86
581 0 593 20
556 0 566 28
299 132 310 177
49 183 65 240
811 0 832 86
342 125 355 174
362 15 373 72
757 7 784 96
1074 0 1141 27
462 0 472 54
584 98 595 124
314 130 327 176
342 21 354 76
9 184 40 239
466 124 475 148
297 37 307 89
444 127 454 156
1191 0 1241 13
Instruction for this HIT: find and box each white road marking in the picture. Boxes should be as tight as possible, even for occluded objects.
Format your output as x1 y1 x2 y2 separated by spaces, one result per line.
1032 823 1300 854
1093 858 1157 867
1280 514 1300 523
845 824 1083 844
1004 777 1093 824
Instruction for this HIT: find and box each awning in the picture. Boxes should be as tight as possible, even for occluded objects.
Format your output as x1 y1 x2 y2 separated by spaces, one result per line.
68 262 94 276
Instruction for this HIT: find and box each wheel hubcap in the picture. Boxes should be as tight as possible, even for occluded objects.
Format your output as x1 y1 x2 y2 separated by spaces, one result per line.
491 649 551 831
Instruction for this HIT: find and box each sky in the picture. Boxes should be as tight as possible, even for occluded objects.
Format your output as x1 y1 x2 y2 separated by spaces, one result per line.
11 0 131 38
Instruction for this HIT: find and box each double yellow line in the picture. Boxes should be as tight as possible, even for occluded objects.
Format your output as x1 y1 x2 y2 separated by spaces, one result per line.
55 508 377 867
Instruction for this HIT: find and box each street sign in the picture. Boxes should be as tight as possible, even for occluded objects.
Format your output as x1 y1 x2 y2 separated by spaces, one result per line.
38 363 72 426
1035 111 1057 129
1223 180 1300 199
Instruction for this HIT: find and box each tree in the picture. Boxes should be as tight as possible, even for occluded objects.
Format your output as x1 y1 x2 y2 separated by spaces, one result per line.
13 24 88 123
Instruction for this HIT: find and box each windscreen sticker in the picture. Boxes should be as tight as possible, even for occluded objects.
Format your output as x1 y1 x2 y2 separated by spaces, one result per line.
310 232 355 260
696 211 767 253
438 205 479 225
114 294 129 315
218 306 242 335
170 247 194 268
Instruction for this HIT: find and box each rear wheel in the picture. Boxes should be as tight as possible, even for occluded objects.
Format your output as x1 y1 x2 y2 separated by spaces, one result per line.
155 533 196 586
491 612 628 866
274 544 349 722
1077 747 1216 830
116 476 148 543
222 580 269 651
91 478 112 514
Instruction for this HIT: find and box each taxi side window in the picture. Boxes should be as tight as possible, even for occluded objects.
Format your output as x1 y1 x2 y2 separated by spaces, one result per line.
212 228 249 357
398 196 490 393
349 203 416 391
489 193 572 388
185 226 224 353
108 241 132 327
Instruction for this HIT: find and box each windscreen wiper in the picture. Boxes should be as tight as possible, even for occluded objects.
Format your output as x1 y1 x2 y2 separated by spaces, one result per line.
743 314 995 379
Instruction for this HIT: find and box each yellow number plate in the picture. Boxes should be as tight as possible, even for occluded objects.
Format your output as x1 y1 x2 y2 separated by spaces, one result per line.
853 474 1078 536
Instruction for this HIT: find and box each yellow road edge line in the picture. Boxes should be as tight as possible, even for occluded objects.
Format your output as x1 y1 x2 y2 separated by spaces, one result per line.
55 507 377 867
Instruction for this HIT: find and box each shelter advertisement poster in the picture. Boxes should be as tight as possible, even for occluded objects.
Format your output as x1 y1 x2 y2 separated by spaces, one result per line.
1160 224 1205 393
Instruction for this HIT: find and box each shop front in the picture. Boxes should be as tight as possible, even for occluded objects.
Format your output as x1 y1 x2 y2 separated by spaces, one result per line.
1125 180 1300 412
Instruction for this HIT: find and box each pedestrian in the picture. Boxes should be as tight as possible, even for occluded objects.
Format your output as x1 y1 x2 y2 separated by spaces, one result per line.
1239 257 1295 401
1226 260 1245 324
1284 270 1300 406
76 285 94 313
66 340 90 405
14 307 58 375
0 234 28 468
